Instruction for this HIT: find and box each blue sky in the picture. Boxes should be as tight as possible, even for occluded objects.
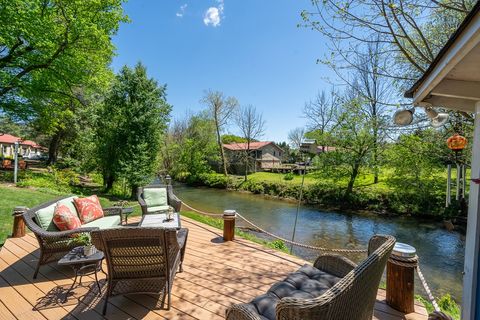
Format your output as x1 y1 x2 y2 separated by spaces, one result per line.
111 0 335 142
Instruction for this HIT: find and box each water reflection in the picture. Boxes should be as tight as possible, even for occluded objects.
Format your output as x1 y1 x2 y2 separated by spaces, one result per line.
174 184 465 299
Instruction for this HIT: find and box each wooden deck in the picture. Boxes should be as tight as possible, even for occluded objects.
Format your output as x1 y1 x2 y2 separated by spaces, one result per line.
0 216 428 319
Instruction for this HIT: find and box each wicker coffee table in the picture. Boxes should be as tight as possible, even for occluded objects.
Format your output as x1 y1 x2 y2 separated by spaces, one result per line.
58 247 104 302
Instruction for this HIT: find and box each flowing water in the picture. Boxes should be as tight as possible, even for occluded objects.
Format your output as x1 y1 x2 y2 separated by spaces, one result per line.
174 184 465 300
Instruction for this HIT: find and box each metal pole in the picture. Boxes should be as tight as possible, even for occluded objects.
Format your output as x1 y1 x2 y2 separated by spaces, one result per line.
446 164 451 207
463 164 466 199
290 156 307 254
456 163 461 201
13 142 19 184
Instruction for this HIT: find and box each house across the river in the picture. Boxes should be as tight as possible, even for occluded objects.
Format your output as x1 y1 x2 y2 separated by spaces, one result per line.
223 141 284 173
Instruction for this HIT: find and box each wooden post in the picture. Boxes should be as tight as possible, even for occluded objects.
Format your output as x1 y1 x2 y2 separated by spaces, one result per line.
386 243 417 314
12 206 28 238
223 210 236 241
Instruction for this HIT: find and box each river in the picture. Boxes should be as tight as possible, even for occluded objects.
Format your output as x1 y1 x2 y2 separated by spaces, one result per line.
174 184 465 300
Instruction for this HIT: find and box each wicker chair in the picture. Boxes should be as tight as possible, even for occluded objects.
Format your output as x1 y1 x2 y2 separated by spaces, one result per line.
226 234 396 320
22 197 122 279
91 227 188 315
137 184 182 215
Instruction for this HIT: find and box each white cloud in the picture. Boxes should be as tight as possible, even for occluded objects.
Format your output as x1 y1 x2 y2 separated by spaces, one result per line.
176 4 187 17
203 0 224 27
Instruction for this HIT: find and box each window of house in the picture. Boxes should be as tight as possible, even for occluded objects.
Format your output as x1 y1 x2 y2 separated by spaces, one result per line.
273 151 276 156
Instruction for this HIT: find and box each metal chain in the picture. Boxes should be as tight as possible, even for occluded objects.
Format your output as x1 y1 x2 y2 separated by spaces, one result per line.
181 200 441 311
181 201 367 253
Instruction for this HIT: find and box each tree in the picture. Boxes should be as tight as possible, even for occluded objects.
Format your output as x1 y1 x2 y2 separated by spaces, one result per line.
288 127 305 150
97 63 171 197
301 0 474 89
347 42 394 184
303 90 339 150
318 90 376 198
160 112 218 180
0 0 126 112
236 105 266 181
200 90 238 176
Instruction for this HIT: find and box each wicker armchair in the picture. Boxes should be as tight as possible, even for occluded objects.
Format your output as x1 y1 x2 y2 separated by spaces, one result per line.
22 197 122 279
137 184 182 215
91 227 189 315
226 235 396 320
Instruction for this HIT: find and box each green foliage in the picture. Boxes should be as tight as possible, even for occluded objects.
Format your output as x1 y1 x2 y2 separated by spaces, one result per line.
222 134 248 144
195 173 232 188
97 63 171 197
0 0 127 112
437 294 461 319
385 130 447 214
283 172 294 181
269 239 288 251
161 112 219 180
15 167 79 193
416 294 460 320
68 233 91 247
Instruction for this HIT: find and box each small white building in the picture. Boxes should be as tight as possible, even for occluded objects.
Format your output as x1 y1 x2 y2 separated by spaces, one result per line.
0 134 46 159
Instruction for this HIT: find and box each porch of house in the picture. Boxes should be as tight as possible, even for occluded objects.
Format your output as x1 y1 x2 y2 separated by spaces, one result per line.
0 216 427 320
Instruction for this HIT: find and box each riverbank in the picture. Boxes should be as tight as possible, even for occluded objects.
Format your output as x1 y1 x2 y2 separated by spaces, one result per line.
184 172 455 219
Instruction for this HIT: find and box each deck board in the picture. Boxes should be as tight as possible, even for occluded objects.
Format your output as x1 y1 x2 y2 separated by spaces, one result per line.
0 216 427 319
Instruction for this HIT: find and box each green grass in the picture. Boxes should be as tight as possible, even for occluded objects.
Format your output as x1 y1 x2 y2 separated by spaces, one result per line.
416 294 460 320
246 171 392 192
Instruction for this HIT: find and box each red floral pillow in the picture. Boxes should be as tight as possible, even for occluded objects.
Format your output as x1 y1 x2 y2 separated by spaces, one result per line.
52 204 82 231
74 195 104 224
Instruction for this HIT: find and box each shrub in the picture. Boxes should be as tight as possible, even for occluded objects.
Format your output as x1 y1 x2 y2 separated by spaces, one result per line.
283 173 294 181
268 239 288 252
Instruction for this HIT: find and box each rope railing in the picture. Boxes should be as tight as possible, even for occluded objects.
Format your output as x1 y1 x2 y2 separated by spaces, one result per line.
182 201 367 253
181 199 442 313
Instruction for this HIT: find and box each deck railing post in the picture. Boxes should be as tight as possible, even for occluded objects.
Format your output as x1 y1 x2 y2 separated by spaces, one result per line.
223 210 236 241
12 206 28 238
386 242 417 314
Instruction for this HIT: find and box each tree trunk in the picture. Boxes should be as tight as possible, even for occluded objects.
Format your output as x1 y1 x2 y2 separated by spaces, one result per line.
346 162 360 198
130 185 137 200
104 174 115 191
215 124 228 177
244 141 250 182
46 131 63 165
372 105 379 184
373 136 379 184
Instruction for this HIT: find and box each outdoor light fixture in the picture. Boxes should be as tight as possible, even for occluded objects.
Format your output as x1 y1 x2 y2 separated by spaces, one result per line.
424 106 449 128
393 108 415 126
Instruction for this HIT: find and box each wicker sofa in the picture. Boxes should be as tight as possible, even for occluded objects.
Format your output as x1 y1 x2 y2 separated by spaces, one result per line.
137 184 182 215
91 227 189 315
226 235 396 320
22 196 122 278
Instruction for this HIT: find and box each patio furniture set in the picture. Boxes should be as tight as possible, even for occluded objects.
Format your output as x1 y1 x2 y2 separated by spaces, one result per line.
22 184 396 319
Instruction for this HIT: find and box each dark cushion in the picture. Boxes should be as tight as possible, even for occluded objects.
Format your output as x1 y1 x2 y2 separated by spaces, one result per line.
249 264 342 320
